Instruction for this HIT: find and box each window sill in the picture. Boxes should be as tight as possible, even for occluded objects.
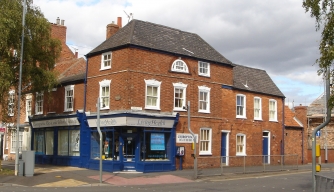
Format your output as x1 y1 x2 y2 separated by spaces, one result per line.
254 119 263 121
64 110 74 112
173 108 187 112
269 120 278 122
198 110 210 114
199 152 212 156
236 154 247 156
145 107 161 110
236 116 247 119
100 67 111 71
99 108 110 110
198 74 210 78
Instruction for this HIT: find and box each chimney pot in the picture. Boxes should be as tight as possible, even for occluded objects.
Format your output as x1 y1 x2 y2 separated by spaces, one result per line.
61 19 65 26
56 17 60 25
75 51 78 58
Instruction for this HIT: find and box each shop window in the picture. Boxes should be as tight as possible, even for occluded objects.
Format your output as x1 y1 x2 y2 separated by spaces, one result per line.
45 130 54 155
141 131 170 161
34 130 45 155
91 130 117 160
58 128 80 156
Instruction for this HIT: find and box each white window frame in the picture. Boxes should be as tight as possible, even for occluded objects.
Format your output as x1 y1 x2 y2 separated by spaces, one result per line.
8 90 15 116
64 85 74 112
269 99 277 121
236 134 246 156
199 128 212 155
99 79 111 109
198 61 210 77
171 59 189 73
236 94 246 118
145 79 161 110
101 52 112 70
25 94 32 122
173 82 187 111
35 92 44 115
254 97 262 120
11 130 23 153
198 86 210 113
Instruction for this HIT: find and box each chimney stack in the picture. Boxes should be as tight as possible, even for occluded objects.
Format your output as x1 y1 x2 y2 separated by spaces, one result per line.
106 17 122 39
117 17 122 28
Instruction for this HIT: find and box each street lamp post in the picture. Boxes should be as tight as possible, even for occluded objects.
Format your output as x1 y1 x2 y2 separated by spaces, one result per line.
15 0 27 176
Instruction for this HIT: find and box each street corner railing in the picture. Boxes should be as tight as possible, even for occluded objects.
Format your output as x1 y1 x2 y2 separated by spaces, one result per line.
315 174 334 192
196 154 299 177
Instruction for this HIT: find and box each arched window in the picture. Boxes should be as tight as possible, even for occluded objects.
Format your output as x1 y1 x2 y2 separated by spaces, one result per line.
171 59 189 73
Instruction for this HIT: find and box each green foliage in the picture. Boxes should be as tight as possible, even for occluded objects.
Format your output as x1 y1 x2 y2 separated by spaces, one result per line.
0 0 61 121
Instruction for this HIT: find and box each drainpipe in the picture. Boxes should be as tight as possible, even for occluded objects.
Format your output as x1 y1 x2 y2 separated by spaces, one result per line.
302 128 304 164
312 68 332 192
84 56 89 112
282 98 285 158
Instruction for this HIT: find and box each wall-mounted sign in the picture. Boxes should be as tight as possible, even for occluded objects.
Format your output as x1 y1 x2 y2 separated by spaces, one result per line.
0 128 5 132
176 133 198 143
31 117 79 128
87 117 175 128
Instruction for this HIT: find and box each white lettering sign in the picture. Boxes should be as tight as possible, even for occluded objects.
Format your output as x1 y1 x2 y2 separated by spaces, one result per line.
87 117 175 128
31 118 79 128
176 133 198 143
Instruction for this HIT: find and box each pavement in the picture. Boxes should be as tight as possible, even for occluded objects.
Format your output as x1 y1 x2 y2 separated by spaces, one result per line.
0 160 333 188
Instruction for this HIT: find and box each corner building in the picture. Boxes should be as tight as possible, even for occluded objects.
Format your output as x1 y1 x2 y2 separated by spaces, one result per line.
83 18 234 172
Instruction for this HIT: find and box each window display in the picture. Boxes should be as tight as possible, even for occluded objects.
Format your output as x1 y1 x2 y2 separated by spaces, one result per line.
142 132 170 161
90 129 117 160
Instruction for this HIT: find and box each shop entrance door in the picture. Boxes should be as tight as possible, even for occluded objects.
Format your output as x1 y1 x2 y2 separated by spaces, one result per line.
121 133 138 171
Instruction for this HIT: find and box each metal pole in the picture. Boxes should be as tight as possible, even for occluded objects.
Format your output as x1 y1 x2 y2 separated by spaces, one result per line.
15 0 27 176
97 98 102 183
312 68 331 192
187 101 197 179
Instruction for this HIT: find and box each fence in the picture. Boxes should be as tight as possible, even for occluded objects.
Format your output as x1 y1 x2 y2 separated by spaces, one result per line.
196 154 299 177
315 174 334 192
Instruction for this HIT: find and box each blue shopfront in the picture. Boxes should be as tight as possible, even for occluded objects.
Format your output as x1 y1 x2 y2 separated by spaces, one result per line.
30 111 179 173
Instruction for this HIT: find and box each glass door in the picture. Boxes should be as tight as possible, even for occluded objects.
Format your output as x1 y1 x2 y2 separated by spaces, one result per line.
123 136 135 161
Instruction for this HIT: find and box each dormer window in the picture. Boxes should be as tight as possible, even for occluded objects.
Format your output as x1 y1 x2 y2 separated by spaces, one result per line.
171 59 189 73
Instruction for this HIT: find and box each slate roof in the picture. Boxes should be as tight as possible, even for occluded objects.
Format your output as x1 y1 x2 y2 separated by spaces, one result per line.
307 93 334 116
87 19 232 65
54 57 86 84
284 106 303 128
232 64 285 98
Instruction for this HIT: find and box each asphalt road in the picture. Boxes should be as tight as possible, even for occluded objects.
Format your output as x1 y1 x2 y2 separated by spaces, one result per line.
0 170 320 192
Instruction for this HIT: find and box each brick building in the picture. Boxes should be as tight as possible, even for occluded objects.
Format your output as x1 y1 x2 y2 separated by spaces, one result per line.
1 18 86 163
22 17 296 173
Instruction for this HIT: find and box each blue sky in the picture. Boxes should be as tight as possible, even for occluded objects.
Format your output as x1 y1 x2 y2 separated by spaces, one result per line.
34 0 324 107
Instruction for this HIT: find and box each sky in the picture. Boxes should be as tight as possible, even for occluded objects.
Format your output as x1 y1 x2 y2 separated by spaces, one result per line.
33 0 325 108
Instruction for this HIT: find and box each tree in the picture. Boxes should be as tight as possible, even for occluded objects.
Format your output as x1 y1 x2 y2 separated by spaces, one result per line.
303 0 334 106
0 0 61 122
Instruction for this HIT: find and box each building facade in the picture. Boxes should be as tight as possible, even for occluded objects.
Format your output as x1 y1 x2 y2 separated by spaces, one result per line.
24 17 292 173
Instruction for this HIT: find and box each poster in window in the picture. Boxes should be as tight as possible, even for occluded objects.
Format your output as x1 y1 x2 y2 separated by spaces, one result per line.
71 130 80 152
150 133 165 150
